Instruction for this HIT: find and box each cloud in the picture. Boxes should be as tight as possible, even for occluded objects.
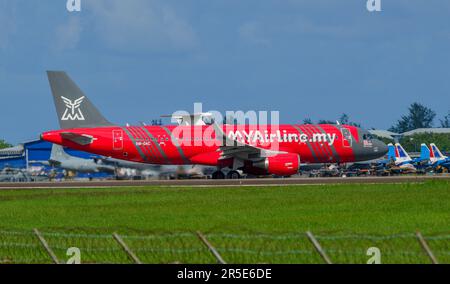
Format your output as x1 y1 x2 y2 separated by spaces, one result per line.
85 0 197 51
289 17 362 39
238 22 271 46
55 17 82 51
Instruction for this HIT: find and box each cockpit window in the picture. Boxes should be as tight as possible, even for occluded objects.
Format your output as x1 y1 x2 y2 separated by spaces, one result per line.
363 133 373 140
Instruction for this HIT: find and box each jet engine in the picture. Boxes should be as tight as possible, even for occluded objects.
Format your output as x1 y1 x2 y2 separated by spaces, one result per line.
252 153 300 176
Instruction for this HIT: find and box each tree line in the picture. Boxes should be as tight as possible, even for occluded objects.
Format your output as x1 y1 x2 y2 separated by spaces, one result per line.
304 103 449 133
0 140 12 150
302 102 450 152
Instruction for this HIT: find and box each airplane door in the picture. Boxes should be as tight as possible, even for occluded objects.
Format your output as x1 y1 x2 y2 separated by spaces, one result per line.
113 130 123 150
341 128 352 148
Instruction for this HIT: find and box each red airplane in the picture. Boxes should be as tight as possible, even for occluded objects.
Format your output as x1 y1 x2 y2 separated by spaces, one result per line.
41 71 388 179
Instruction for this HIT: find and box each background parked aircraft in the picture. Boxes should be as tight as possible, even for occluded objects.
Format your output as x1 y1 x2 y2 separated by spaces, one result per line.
385 143 417 172
41 144 214 179
429 143 450 171
44 144 116 174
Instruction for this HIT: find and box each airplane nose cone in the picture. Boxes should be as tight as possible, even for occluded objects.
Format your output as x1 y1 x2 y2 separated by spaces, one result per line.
353 139 389 162
373 139 389 157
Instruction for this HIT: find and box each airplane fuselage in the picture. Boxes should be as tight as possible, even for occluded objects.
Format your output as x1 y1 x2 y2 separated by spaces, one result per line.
42 71 389 178
42 124 388 169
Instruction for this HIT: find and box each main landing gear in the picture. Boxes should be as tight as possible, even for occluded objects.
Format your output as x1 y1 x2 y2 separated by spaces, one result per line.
211 171 225 179
227 170 241 179
211 170 241 179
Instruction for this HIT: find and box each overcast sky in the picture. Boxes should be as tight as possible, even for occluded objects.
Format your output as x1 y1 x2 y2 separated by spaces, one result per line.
1 0 450 144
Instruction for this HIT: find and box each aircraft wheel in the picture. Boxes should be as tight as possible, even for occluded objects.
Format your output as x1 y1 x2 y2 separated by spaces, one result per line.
227 170 241 179
212 171 225 180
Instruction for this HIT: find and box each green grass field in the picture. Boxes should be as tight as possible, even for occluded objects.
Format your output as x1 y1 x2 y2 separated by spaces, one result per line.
0 180 448 264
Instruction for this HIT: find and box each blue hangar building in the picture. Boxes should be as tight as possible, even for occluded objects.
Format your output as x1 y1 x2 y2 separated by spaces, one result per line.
0 140 110 178
0 139 95 169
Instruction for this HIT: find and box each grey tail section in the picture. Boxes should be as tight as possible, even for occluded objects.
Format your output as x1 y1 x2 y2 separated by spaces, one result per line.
50 144 71 161
47 71 114 129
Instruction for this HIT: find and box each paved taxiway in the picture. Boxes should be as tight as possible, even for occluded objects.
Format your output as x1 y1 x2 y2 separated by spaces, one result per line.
0 175 449 189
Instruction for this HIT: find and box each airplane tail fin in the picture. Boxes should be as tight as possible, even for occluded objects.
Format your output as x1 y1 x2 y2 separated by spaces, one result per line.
387 143 396 161
420 143 430 160
50 144 71 161
47 71 114 129
430 143 447 160
394 143 412 162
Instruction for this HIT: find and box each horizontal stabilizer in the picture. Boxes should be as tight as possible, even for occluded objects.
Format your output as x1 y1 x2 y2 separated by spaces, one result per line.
48 160 62 167
60 132 95 146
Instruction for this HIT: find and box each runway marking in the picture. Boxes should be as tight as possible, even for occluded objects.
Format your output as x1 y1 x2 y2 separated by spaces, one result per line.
0 176 448 190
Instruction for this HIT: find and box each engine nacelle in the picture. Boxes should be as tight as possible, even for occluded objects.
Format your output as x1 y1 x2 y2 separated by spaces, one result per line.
253 153 300 176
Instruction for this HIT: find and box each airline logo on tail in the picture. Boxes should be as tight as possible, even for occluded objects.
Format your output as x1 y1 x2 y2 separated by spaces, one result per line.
430 143 447 162
393 143 412 164
61 96 85 121
395 144 408 158
428 145 435 159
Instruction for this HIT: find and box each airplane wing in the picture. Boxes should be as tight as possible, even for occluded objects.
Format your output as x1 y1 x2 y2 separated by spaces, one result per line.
60 132 95 146
213 123 282 161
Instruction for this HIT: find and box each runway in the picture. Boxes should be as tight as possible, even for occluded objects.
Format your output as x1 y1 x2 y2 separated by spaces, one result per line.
0 175 449 189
